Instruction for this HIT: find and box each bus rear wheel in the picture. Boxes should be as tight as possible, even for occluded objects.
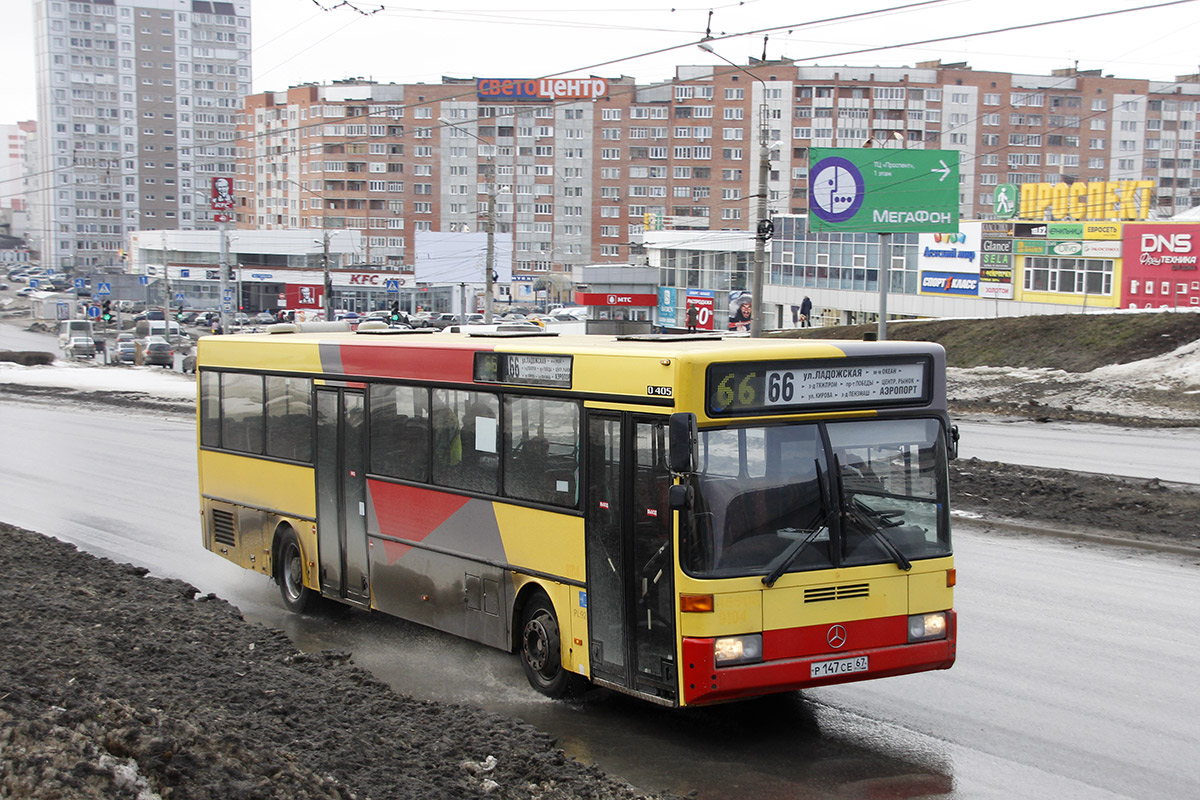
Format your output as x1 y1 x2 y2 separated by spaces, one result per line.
276 529 315 613
519 594 574 698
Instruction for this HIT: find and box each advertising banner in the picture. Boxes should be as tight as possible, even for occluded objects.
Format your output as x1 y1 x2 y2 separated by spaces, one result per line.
684 289 716 331
210 177 234 211
1120 223 1200 308
477 77 608 102
657 287 677 327
980 252 1014 299
286 284 324 309
917 222 981 275
1014 222 1048 238
1047 240 1084 257
1046 222 1084 239
1082 241 1122 258
920 271 980 296
1083 222 1122 240
808 148 959 233
575 292 657 306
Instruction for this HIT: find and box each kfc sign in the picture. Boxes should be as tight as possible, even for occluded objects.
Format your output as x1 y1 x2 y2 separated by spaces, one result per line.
287 285 324 308
210 177 234 211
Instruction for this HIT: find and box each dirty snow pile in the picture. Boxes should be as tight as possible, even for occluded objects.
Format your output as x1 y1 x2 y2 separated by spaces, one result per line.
947 337 1200 423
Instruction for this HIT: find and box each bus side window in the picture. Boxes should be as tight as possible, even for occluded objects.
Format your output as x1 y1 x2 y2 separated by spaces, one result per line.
433 389 499 495
370 385 430 483
503 396 580 507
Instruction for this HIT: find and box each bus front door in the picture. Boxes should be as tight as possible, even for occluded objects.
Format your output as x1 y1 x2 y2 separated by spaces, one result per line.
585 414 677 703
315 388 370 606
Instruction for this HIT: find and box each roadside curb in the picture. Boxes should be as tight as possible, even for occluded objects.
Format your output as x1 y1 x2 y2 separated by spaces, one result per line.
955 511 1200 557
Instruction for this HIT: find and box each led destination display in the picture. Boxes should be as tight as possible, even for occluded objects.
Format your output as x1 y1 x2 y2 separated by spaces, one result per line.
707 357 931 415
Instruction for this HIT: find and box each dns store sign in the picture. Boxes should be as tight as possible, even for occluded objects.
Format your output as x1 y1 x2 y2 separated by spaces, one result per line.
1120 224 1200 308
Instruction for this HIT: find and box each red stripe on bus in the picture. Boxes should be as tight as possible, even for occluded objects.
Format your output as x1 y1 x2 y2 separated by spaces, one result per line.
338 342 482 383
369 481 470 562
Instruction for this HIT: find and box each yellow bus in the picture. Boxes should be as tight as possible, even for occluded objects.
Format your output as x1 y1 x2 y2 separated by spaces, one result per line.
197 325 957 706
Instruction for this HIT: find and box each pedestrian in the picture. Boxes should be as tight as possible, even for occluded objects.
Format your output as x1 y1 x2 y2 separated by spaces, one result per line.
800 296 813 328
685 303 698 333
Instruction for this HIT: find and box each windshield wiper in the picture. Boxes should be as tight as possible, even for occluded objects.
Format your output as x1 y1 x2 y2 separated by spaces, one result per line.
762 460 832 587
762 526 827 588
846 497 912 571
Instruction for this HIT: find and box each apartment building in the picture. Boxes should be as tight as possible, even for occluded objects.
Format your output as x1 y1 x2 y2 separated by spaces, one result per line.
31 0 250 272
234 61 1200 279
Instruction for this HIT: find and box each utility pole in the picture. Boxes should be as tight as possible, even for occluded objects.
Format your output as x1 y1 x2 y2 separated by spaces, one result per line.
752 97 771 338
700 42 772 337
485 173 495 323
218 219 230 334
322 230 332 320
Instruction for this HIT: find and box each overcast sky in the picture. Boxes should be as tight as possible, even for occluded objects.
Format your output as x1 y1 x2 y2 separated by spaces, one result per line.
4 0 1199 122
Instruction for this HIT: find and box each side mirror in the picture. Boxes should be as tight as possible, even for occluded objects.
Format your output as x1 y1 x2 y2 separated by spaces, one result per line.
669 412 697 474
668 483 692 510
948 424 960 461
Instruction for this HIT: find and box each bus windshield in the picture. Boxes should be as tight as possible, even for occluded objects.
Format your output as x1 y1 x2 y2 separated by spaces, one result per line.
682 417 951 579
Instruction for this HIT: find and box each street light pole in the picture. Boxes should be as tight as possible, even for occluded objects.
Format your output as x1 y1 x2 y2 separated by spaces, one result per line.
440 117 495 323
700 42 772 337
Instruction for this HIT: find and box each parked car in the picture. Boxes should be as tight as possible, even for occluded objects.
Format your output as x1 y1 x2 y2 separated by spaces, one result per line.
16 286 35 297
142 337 174 367
253 311 277 325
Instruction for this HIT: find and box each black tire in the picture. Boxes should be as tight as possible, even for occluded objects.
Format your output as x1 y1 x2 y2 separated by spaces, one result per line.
519 593 577 698
276 529 316 613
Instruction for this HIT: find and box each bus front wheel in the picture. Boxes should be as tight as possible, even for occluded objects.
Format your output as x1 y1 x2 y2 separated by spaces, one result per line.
276 529 315 613
519 594 574 698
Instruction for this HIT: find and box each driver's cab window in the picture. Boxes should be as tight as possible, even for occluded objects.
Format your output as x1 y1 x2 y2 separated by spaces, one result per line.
827 419 945 566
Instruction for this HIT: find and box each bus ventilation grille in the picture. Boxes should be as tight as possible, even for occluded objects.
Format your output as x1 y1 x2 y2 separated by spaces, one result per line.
212 509 237 547
805 583 869 603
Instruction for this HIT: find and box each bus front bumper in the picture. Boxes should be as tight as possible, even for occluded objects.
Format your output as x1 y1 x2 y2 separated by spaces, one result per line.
680 611 957 706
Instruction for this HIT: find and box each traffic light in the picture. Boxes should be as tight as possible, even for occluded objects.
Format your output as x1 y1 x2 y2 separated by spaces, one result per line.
175 305 185 321
389 301 400 323
101 300 113 323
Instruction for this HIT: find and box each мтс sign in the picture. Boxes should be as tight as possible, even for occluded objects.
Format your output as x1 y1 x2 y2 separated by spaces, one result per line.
808 148 959 233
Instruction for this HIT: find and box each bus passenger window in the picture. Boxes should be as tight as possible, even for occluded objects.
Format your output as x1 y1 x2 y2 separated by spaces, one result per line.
199 371 220 448
265 377 312 462
433 389 499 495
369 385 430 483
503 397 580 507
220 373 264 455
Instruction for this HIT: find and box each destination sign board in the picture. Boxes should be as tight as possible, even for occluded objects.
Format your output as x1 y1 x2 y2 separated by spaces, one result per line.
474 352 573 388
706 356 931 416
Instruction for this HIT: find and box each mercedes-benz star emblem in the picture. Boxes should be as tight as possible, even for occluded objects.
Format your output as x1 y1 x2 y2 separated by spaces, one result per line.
827 625 847 649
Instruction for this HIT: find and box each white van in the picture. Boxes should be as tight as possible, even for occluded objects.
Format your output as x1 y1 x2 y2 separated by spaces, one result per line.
136 319 185 342
58 319 94 348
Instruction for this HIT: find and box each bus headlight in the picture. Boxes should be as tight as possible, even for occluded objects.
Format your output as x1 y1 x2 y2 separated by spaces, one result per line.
714 634 762 666
908 612 947 642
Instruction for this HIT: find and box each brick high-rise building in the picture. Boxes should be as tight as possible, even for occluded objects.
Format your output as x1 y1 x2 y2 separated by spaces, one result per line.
234 61 1200 285
31 0 251 272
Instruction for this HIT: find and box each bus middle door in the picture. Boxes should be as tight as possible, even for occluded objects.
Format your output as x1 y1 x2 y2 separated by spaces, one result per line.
585 413 677 703
315 387 370 606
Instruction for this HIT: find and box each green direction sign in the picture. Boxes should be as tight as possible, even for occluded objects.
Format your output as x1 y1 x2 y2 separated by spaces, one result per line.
994 183 1019 218
808 148 959 233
